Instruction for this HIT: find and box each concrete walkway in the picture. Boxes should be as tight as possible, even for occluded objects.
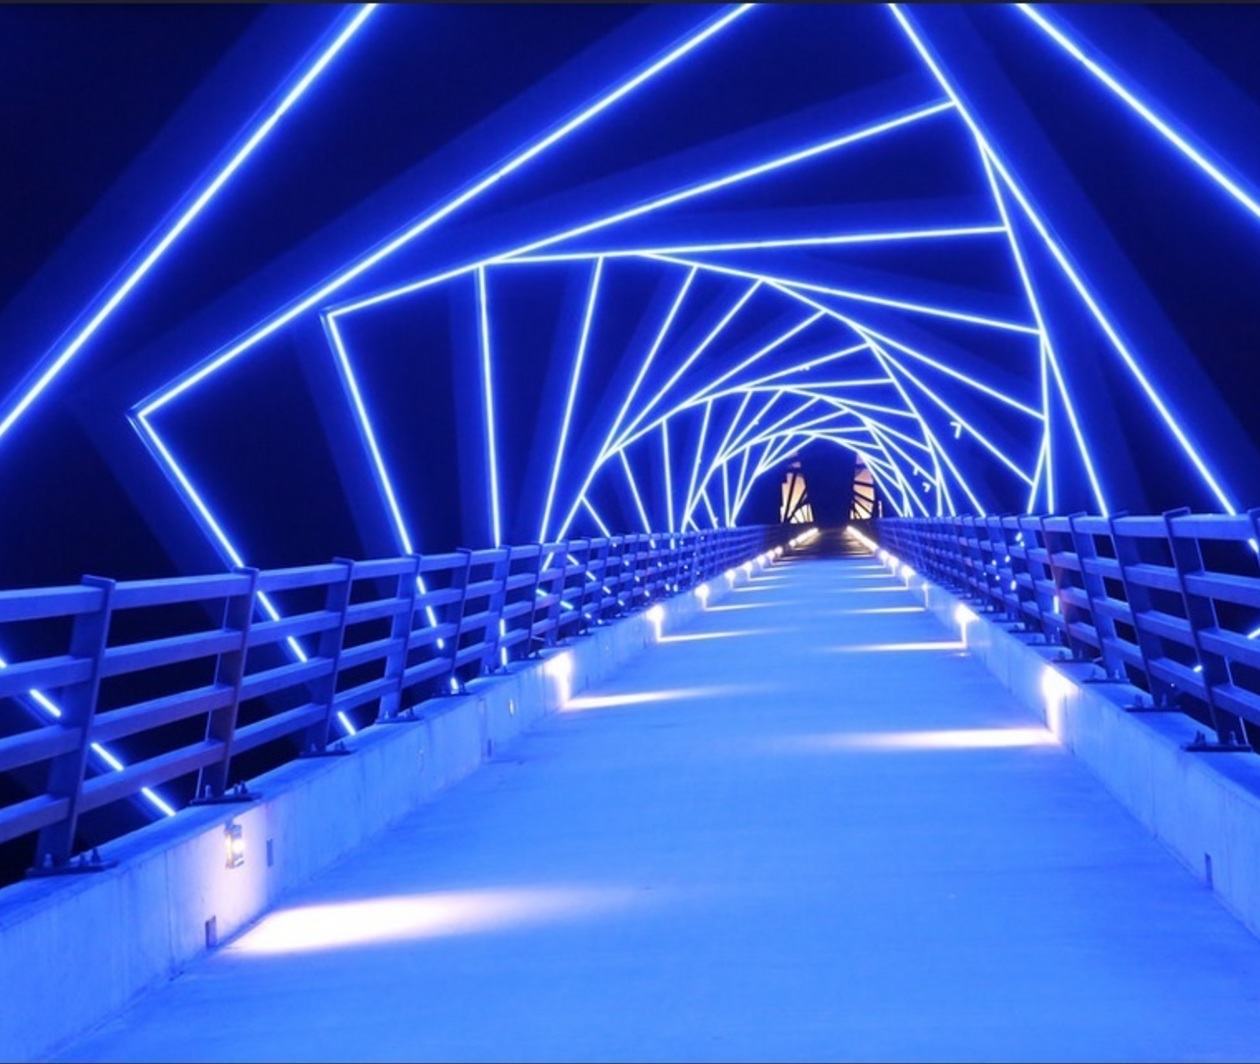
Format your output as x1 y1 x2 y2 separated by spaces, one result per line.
63 542 1260 1062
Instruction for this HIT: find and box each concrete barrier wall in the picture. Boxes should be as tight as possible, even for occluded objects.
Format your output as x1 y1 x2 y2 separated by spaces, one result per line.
0 568 752 1062
893 562 1260 940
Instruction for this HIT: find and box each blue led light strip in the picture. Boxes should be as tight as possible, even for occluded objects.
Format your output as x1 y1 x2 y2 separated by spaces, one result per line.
682 399 714 529
552 267 696 545
540 258 603 541
661 420 676 533
476 268 503 546
645 253 1039 336
618 450 654 533
138 5 753 419
342 99 954 319
1014 5 1260 223
610 313 831 452
889 3 1237 515
974 116 1104 514
507 224 1007 262
0 656 176 818
0 5 379 444
612 282 761 452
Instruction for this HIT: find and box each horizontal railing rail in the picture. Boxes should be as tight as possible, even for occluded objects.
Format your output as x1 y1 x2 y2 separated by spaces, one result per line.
869 511 1260 753
0 526 786 874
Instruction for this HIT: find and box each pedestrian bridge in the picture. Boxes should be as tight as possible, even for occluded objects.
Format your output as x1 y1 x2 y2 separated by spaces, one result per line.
10 526 1260 1062
7 6 1260 1060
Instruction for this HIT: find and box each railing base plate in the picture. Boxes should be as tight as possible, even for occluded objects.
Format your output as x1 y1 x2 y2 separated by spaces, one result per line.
27 854 117 878
189 785 259 806
1185 737 1253 753
376 712 422 725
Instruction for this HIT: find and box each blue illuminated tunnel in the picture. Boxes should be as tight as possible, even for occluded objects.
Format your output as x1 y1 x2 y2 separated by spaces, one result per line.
4 4 1260 575
3 1 1260 822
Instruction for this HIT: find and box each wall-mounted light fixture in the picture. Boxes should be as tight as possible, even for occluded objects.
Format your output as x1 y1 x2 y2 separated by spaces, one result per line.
225 821 245 869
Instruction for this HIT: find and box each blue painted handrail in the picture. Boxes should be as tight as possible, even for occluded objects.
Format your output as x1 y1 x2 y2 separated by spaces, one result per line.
0 526 784 872
871 511 1260 751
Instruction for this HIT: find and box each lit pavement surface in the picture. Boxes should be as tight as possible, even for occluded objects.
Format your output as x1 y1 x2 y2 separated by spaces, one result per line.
62 549 1260 1062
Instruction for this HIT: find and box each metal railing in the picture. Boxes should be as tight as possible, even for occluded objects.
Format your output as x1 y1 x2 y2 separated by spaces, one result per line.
0 526 784 873
871 512 1260 752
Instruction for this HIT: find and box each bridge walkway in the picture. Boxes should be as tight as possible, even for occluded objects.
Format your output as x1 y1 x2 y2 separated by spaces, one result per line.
63 539 1260 1061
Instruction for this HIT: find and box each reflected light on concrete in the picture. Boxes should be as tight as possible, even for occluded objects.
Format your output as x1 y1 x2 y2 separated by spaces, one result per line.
544 651 574 706
233 887 635 955
831 640 965 653
954 603 978 646
831 586 905 593
563 684 745 712
846 525 878 552
658 628 772 644
1041 665 1076 738
783 727 1058 752
838 606 926 615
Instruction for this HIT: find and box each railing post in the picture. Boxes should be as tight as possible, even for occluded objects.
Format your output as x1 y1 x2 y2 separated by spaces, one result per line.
1068 515 1124 677
197 567 259 798
379 555 422 721
958 516 978 599
620 535 639 612
566 541 589 635
659 534 674 595
33 575 115 870
999 517 1023 620
647 533 664 600
445 550 475 693
602 537 622 620
1037 515 1074 652
526 543 547 656
584 539 609 628
1162 508 1249 748
549 541 569 640
637 534 653 606
304 558 355 753
983 516 1007 613
485 547 511 671
1007 516 1038 630
1108 514 1176 709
